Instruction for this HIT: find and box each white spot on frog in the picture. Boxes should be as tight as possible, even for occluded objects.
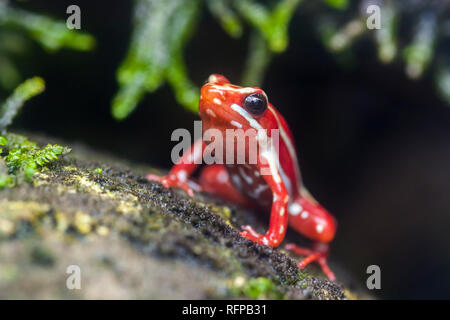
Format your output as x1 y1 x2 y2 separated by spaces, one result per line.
316 224 324 234
206 109 216 118
217 170 228 183
177 170 187 181
301 211 309 219
289 203 302 216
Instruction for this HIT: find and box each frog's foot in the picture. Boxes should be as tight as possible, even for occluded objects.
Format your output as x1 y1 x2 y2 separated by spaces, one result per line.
146 173 200 197
240 225 282 247
285 242 336 281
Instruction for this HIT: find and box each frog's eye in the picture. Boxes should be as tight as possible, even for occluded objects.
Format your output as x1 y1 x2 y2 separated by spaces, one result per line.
243 93 267 115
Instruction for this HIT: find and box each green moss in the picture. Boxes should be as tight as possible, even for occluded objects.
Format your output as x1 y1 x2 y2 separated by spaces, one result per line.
0 133 70 187
30 245 55 267
231 276 286 299
0 77 70 187
299 280 308 289
246 277 285 299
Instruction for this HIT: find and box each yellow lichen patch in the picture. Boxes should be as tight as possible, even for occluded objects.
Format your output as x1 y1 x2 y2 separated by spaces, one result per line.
233 275 246 287
54 211 69 232
210 205 233 227
63 172 142 216
344 289 358 300
0 199 51 236
0 218 14 234
96 225 109 236
74 211 94 234
73 175 104 194
0 199 50 220
35 166 144 221
63 166 78 172
32 172 51 187
116 199 142 216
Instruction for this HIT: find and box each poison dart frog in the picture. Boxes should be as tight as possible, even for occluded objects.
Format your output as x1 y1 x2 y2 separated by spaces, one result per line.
147 74 337 280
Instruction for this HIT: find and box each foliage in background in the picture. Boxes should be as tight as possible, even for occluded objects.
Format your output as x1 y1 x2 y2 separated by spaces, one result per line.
318 0 450 104
112 0 450 120
0 77 70 188
112 0 302 120
0 0 95 91
0 76 45 132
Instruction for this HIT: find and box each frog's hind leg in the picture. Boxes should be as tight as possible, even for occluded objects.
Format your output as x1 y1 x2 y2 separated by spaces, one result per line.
199 164 253 208
285 242 336 281
285 195 337 281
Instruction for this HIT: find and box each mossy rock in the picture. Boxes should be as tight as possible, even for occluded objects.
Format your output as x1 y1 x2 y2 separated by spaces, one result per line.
0 133 368 299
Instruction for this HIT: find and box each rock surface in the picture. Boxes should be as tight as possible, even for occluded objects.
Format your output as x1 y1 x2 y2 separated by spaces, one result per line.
0 135 367 299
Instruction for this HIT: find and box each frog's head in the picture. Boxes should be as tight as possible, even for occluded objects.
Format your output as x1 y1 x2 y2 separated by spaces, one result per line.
199 74 271 133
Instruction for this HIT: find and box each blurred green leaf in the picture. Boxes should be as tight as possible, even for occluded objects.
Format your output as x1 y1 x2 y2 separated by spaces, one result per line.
234 0 302 53
403 13 436 79
0 55 22 90
0 77 45 132
113 0 200 119
241 31 272 87
0 7 95 52
112 73 147 120
112 0 450 118
207 0 243 38
436 67 450 104
375 3 397 63
322 0 349 10
0 2 95 92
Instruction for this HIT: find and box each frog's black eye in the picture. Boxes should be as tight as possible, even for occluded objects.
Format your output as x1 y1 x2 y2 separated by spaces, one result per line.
243 93 267 115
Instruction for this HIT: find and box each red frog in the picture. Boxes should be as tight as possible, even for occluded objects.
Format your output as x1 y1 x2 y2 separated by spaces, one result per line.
147 74 337 280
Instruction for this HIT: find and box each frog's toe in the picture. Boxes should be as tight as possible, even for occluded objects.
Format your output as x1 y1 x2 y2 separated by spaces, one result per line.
240 225 261 238
240 226 276 246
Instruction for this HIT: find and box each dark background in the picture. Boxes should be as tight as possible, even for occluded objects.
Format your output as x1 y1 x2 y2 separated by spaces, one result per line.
8 0 450 299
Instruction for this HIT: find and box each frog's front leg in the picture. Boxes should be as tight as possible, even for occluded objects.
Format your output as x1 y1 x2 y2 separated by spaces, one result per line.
146 139 205 196
240 157 289 247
